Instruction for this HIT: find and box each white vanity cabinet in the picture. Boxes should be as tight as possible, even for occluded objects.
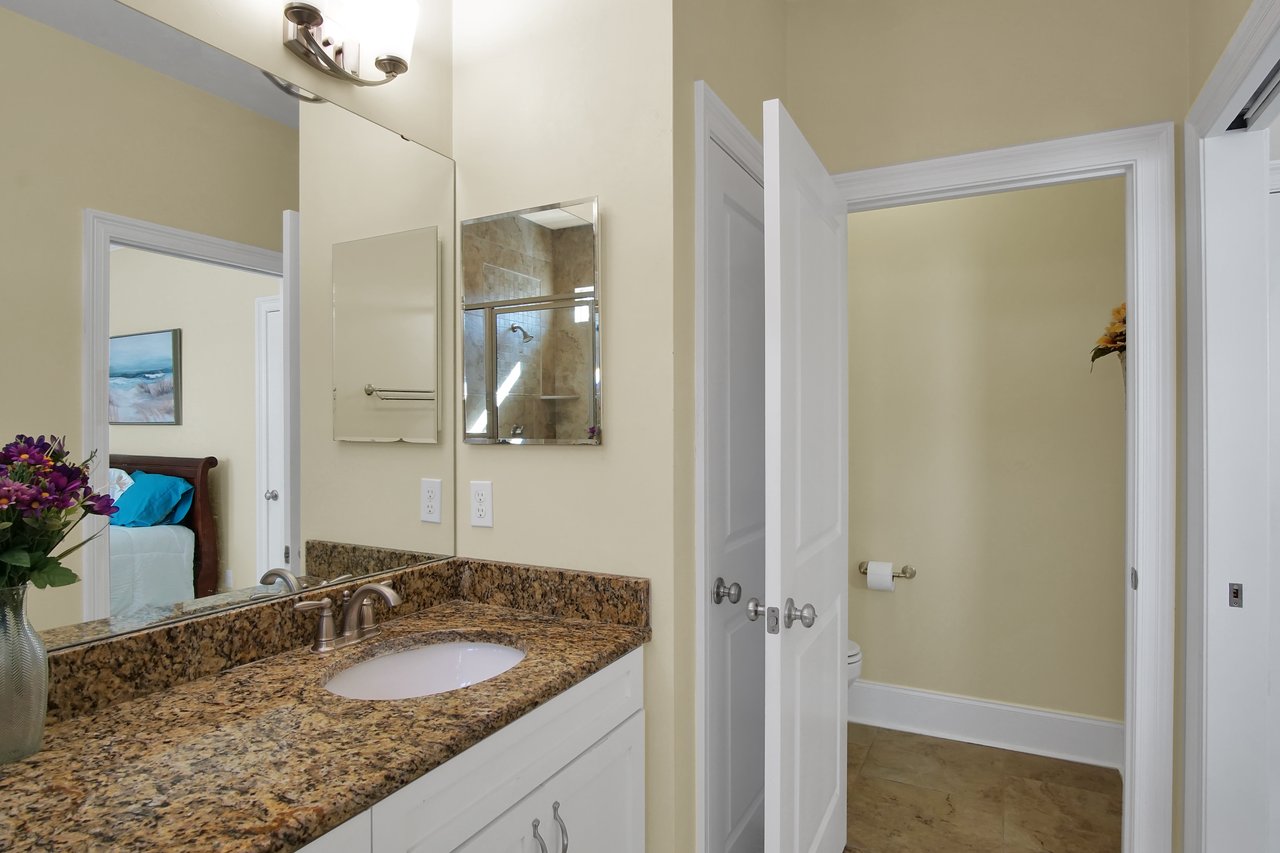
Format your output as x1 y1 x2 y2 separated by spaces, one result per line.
298 648 644 853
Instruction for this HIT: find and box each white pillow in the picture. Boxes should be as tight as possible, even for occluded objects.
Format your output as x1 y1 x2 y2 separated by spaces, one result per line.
107 467 135 501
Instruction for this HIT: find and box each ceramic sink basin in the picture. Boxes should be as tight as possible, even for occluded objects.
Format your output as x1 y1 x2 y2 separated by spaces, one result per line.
325 641 526 701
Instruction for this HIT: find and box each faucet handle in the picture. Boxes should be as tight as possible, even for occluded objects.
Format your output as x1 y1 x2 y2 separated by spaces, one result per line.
294 596 336 653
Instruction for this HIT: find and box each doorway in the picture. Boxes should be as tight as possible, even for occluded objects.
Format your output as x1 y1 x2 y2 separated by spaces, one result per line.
81 210 290 621
693 82 1175 851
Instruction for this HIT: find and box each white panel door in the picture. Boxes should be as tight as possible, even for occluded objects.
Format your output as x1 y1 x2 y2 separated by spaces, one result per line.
256 296 286 576
762 98 849 853
704 140 768 853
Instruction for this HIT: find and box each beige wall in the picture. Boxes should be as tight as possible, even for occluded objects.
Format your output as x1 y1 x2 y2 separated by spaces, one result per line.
1190 0 1255 106
299 103 456 559
0 8 298 630
847 179 1127 720
784 0 1190 173
109 248 281 594
453 0 678 849
115 0 453 157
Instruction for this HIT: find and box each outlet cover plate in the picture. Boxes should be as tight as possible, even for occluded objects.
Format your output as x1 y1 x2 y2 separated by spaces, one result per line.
470 480 493 527
420 478 442 524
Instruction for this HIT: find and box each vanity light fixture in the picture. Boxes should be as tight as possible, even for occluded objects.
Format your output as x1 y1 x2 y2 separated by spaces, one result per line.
282 0 418 87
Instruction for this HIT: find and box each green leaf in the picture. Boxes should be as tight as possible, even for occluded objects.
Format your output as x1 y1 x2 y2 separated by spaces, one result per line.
28 558 78 589
0 548 32 568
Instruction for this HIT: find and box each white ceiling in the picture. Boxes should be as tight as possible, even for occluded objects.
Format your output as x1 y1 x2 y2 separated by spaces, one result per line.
0 0 299 128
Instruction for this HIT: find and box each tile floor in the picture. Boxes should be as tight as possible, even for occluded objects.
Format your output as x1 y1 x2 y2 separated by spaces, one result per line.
844 724 1122 853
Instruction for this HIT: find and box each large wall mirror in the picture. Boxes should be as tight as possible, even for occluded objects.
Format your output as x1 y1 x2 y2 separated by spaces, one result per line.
0 0 455 646
461 199 601 445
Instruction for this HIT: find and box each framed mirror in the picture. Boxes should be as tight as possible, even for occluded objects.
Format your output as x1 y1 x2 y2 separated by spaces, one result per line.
461 199 601 445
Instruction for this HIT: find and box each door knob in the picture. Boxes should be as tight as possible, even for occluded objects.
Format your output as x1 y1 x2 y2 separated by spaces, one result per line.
264 489 279 501
712 577 742 605
784 598 817 629
746 597 766 621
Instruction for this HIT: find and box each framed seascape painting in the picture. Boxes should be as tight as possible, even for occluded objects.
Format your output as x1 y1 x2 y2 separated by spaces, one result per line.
108 329 182 425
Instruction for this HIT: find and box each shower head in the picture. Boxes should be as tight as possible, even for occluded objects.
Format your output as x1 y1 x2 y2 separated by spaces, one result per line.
509 324 534 343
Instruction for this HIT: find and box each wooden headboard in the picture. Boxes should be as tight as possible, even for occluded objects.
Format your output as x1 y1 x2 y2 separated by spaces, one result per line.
109 454 220 598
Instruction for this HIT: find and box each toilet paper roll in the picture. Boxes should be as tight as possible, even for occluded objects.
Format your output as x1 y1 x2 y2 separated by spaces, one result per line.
866 560 895 592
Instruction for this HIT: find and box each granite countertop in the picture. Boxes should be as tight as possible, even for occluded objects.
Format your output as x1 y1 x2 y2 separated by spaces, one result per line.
0 600 649 852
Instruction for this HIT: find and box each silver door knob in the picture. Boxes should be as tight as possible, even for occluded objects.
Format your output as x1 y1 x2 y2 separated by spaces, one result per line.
784 598 817 629
712 577 742 605
264 489 279 501
746 597 766 621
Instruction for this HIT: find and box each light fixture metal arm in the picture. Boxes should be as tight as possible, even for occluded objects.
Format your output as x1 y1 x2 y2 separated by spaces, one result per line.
283 2 408 88
292 24 401 87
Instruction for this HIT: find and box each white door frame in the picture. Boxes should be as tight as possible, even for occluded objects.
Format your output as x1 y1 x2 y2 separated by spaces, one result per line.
694 81 766 853
1184 2 1280 848
81 210 286 618
693 91 1176 850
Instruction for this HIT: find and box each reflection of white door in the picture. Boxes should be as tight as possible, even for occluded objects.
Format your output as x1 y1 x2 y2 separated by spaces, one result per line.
256 296 286 575
703 138 768 853
763 99 848 853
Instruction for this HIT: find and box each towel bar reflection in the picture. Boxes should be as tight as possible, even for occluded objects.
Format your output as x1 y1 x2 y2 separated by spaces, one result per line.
364 384 436 401
857 562 918 580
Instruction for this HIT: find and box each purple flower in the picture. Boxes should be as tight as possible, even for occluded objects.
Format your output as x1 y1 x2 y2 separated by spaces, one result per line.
0 480 33 512
2 434 52 469
83 492 117 517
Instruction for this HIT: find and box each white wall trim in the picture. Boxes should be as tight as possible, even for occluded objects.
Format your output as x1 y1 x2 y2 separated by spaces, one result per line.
693 80 764 853
834 122 1176 853
849 681 1125 771
81 210 283 619
1268 160 1280 192
1187 0 1280 137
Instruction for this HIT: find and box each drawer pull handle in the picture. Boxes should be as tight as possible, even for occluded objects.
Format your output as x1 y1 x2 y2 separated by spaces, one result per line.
553 801 569 852
532 818 549 853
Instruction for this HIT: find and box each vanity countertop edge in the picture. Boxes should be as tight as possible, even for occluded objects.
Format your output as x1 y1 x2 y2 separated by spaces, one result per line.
0 599 650 852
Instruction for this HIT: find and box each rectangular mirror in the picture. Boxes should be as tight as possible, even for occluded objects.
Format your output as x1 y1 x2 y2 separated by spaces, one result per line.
333 226 440 443
461 199 601 444
0 0 456 647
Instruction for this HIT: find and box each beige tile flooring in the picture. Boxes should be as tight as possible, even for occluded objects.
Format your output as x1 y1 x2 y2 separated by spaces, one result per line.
845 724 1122 853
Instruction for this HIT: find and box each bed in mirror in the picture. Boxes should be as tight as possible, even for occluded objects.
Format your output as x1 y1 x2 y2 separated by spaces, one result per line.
0 0 456 648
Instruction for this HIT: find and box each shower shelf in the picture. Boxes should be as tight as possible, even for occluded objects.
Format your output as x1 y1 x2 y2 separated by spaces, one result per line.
540 394 580 401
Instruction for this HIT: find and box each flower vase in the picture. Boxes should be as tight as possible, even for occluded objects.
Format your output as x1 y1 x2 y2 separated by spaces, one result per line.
1118 351 1127 394
0 584 47 763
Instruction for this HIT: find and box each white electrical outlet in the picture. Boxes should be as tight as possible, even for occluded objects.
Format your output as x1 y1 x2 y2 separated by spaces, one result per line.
470 480 493 527
420 478 442 524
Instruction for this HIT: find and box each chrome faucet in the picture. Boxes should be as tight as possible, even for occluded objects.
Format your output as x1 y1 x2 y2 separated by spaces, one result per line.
293 581 403 653
340 582 403 642
260 568 303 593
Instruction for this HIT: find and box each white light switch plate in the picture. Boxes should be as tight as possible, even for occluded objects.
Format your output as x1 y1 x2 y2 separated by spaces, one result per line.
420 478 442 524
470 480 493 527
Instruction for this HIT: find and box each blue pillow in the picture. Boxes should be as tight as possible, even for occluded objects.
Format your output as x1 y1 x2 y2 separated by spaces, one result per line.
109 471 194 528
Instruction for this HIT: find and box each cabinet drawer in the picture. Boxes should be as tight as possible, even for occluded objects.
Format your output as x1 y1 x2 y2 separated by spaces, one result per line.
373 648 643 853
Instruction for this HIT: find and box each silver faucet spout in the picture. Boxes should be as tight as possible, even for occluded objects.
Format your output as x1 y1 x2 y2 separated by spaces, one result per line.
259 568 302 593
340 582 403 640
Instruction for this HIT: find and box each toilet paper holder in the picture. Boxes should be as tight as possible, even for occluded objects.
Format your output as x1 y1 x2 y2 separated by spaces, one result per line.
857 561 917 580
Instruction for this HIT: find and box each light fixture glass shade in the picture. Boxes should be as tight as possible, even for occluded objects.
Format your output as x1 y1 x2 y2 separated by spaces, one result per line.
362 0 419 68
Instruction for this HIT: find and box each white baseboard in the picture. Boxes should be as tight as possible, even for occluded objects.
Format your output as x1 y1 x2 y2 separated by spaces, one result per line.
848 680 1124 770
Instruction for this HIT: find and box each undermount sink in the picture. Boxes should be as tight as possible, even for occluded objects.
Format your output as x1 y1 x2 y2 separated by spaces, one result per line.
325 641 527 701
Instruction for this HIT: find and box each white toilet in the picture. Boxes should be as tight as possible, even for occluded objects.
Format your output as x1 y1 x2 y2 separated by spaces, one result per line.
846 640 863 686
